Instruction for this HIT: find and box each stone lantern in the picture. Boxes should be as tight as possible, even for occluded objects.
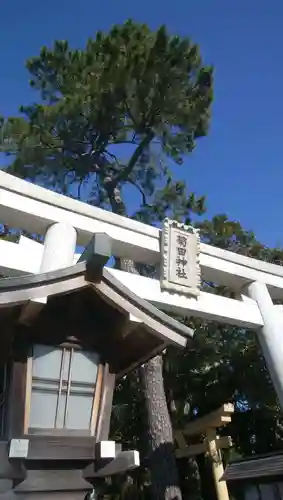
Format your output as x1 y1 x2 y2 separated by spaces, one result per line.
0 232 193 500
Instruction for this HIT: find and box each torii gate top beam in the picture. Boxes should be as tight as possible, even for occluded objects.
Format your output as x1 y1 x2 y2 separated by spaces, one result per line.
182 403 234 437
1 170 283 299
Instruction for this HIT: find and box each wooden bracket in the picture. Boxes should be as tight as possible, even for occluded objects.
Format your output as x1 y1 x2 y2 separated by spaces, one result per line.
84 450 140 479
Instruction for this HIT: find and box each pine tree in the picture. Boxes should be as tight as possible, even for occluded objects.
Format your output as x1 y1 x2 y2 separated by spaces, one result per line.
0 21 213 499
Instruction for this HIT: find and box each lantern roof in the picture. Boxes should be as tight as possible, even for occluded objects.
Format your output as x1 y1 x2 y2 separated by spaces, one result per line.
0 234 193 376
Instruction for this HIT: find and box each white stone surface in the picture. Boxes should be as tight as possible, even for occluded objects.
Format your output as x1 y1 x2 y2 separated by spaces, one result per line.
108 268 263 329
40 222 77 273
0 237 271 329
2 229 283 300
246 281 283 408
1 170 283 297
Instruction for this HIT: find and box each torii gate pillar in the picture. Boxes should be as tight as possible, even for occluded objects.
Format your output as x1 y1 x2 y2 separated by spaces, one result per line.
245 281 283 409
19 222 77 324
40 222 77 272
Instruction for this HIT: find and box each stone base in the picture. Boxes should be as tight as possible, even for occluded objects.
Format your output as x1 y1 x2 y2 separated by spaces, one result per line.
0 469 92 500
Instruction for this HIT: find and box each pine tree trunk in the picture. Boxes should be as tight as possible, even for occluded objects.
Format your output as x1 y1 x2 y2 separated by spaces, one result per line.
141 355 183 500
108 187 183 500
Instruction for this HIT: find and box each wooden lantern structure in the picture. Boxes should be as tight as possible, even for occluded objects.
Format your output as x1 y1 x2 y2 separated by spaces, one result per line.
0 233 193 500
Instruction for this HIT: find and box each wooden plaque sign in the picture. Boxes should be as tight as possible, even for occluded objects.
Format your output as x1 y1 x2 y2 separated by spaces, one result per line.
160 219 201 297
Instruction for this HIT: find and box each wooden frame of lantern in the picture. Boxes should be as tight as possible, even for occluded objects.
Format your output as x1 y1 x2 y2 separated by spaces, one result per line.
175 403 234 500
0 233 193 500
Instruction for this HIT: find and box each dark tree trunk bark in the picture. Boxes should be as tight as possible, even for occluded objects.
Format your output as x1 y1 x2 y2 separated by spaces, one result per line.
141 355 183 500
108 186 183 500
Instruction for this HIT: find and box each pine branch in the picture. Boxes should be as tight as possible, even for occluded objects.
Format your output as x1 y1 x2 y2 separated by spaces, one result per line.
108 131 154 189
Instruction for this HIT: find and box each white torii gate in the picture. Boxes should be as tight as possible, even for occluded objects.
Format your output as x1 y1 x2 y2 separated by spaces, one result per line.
0 170 283 408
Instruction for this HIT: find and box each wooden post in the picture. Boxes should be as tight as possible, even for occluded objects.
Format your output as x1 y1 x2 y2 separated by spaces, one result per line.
206 429 230 500
175 435 232 459
175 405 233 499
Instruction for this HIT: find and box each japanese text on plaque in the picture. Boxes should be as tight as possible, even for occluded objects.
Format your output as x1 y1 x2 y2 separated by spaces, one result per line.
175 234 188 279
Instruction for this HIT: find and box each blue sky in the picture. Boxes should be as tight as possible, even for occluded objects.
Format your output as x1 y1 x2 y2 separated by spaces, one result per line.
1 0 282 247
